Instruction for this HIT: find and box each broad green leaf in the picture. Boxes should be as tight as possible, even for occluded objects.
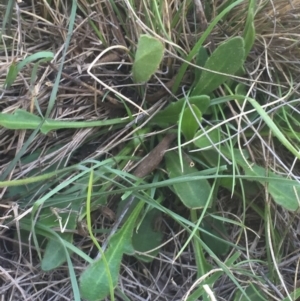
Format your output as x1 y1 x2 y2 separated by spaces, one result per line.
181 105 202 141
133 209 163 262
116 197 139 225
243 164 300 211
219 177 235 191
193 127 220 150
201 215 230 257
151 95 210 127
79 202 143 301
192 37 245 95
193 127 224 170
239 180 260 198
222 148 300 211
172 0 244 93
132 35 164 83
194 46 209 83
165 151 211 209
193 149 227 169
41 205 79 271
41 234 73 271
40 193 82 272
0 109 42 130
80 245 122 301
234 284 267 301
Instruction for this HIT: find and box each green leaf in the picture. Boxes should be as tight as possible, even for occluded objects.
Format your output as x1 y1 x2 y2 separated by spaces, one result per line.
80 245 122 301
4 52 54 89
192 37 245 95
201 215 230 257
165 151 211 209
30 58 52 86
132 35 164 83
234 284 267 301
282 288 300 301
0 109 127 134
4 59 18 89
193 127 220 150
41 205 79 271
79 202 143 301
17 51 54 71
172 0 245 93
151 95 210 127
194 46 209 83
39 192 82 272
247 96 300 160
243 164 300 211
235 83 247 99
181 105 202 141
242 0 256 58
222 148 300 211
132 209 163 262
41 235 72 271
0 109 42 130
193 126 226 168
219 177 235 191
186 252 241 301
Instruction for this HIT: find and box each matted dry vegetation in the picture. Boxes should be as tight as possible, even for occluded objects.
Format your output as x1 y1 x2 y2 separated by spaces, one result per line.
1 0 300 300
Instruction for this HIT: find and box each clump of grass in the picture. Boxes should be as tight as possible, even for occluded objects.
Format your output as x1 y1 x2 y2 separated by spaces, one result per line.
1 0 300 300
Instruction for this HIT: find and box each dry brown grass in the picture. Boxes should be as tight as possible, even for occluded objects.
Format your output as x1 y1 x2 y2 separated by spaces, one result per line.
1 0 300 300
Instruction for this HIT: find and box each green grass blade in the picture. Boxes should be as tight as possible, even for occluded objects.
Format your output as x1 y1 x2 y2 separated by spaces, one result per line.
172 0 244 93
45 0 77 117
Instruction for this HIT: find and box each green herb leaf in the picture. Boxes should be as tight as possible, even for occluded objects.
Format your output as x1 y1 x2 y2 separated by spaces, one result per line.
201 215 230 257
244 164 300 211
194 46 209 83
193 127 220 150
223 148 300 211
165 151 211 209
79 202 143 301
41 206 79 271
234 284 266 301
181 105 202 141
151 95 210 127
132 35 164 83
132 209 163 262
192 37 245 95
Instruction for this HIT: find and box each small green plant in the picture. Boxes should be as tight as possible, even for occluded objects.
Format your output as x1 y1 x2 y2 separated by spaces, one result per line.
2 0 300 300
75 27 257 301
